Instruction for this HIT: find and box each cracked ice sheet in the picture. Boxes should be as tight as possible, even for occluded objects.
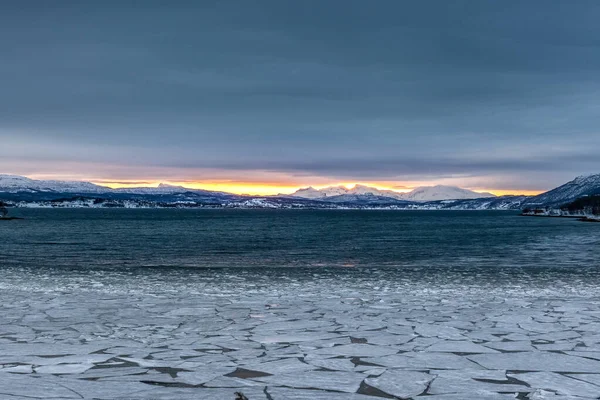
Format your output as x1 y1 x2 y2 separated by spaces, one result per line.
566 374 600 387
77 367 150 379
34 363 95 374
483 341 537 352
47 376 159 399
0 343 108 357
424 341 500 353
26 354 114 366
241 358 317 374
251 371 367 393
364 370 434 398
509 372 600 398
175 366 238 385
414 324 466 340
362 352 484 370
0 373 81 399
311 343 398 357
469 353 600 373
204 376 266 387
0 373 154 399
267 387 379 399
5 269 600 399
528 389 594 400
251 333 339 343
304 356 356 371
416 394 518 399
427 369 531 395
110 387 269 400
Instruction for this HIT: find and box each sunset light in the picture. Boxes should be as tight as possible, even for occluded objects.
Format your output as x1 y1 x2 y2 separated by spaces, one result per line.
93 180 542 197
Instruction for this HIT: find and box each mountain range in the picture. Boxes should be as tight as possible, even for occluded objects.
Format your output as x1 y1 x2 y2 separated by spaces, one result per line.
1 173 599 210
0 175 229 196
288 184 495 202
0 174 495 202
521 174 600 208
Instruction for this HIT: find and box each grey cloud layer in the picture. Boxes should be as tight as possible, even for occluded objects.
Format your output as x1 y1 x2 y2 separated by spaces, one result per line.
1 1 599 188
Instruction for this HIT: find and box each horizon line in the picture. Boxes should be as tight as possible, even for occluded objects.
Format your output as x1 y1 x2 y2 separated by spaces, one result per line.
97 181 543 197
0 173 543 197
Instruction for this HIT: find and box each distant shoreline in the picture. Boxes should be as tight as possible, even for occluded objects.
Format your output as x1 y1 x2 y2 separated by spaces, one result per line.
521 212 599 223
3 205 519 212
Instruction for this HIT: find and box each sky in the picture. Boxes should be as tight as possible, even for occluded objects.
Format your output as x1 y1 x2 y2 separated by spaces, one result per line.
1 1 599 195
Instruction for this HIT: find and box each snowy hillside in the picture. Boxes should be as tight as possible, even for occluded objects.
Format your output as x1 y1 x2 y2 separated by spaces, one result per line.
113 183 230 196
290 186 350 199
0 174 108 193
0 175 231 197
114 183 189 194
418 195 529 210
523 174 600 207
290 184 495 202
346 184 407 199
402 185 495 202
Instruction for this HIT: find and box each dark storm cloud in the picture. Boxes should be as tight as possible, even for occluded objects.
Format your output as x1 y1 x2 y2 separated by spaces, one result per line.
1 0 600 187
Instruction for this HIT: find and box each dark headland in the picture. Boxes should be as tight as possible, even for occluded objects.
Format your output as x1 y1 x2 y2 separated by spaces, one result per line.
522 195 600 222
0 201 23 220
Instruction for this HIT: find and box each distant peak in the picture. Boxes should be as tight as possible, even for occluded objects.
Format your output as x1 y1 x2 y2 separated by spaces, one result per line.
574 173 600 181
0 174 31 179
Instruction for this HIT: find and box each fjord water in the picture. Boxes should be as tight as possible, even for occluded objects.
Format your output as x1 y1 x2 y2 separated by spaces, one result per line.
1 208 598 273
3 209 600 399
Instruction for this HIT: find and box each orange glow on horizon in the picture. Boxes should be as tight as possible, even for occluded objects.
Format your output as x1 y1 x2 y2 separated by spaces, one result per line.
93 180 543 197
97 181 301 196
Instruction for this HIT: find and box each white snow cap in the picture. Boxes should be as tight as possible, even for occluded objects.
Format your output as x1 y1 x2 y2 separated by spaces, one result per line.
290 184 495 202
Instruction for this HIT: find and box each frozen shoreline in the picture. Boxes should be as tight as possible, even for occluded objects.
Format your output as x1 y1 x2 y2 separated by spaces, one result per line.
521 210 600 223
2 269 600 399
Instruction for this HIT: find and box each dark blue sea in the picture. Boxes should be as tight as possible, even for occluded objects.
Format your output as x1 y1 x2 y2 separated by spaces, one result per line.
1 209 598 275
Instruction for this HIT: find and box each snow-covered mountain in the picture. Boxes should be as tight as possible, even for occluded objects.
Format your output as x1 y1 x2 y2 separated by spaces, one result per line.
311 193 410 204
0 175 232 197
290 184 495 202
113 183 181 194
0 174 108 193
401 185 495 202
523 174 600 207
346 184 407 199
419 195 529 210
290 185 351 199
4 172 598 210
114 183 215 195
288 184 408 199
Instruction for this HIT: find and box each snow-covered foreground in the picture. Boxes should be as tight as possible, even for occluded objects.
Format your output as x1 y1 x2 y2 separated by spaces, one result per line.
2 268 600 399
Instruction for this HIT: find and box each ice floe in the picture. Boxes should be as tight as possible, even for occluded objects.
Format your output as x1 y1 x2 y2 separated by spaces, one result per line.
2 267 600 399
